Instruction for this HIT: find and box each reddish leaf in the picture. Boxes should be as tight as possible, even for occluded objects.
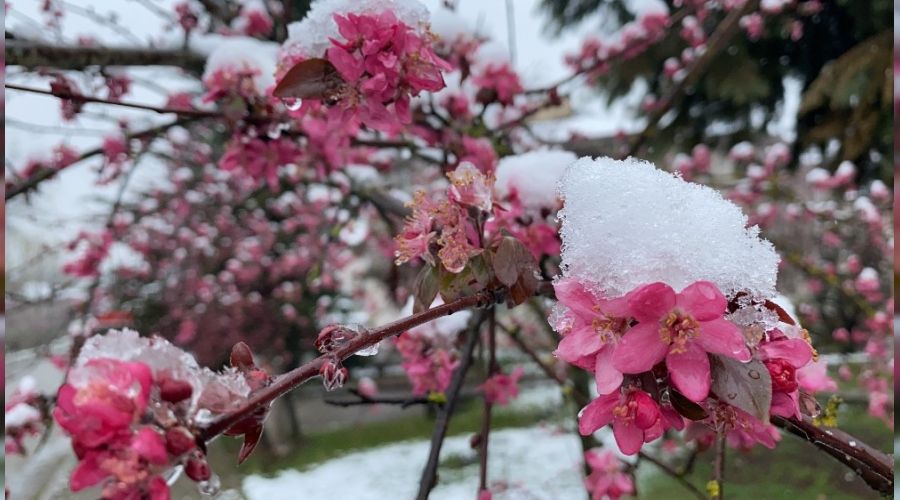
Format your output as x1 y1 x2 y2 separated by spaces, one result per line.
272 58 343 99
670 389 709 421
238 424 263 464
710 355 772 422
492 236 539 306
763 299 796 325
230 342 256 371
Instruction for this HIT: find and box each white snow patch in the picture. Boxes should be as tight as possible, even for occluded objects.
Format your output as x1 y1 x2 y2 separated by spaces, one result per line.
495 149 577 210
557 157 780 298
242 427 586 500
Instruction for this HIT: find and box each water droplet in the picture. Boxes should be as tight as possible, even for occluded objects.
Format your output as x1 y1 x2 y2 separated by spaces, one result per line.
727 392 737 400
356 341 380 357
748 370 760 379
165 464 184 486
848 440 856 447
198 473 221 496
286 98 303 111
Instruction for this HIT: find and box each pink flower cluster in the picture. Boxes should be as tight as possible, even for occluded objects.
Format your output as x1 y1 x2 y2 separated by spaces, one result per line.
553 278 825 454
394 162 492 273
565 11 670 80
52 330 270 499
393 331 460 396
289 10 451 134
479 367 524 406
5 378 47 456
63 230 113 278
584 448 634 500
218 136 302 190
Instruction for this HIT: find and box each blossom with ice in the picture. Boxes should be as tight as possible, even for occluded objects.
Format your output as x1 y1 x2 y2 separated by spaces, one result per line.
52 329 271 499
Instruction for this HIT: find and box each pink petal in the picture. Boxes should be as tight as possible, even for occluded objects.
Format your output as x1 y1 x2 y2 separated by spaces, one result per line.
666 343 711 402
676 280 726 321
131 428 168 465
632 390 661 429
555 325 602 364
70 453 108 491
770 390 801 419
612 419 644 455
625 282 675 322
593 345 623 395
696 318 751 361
326 46 363 82
553 278 599 319
578 393 618 435
759 338 813 367
612 323 668 374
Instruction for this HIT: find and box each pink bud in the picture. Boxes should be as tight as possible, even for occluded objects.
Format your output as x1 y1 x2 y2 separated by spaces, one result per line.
185 452 212 482
159 376 193 404
165 426 196 456
320 360 348 391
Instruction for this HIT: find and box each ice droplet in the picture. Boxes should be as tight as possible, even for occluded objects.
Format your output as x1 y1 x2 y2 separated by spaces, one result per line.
198 473 221 496
748 370 761 379
727 392 737 400
355 341 380 357
848 440 857 447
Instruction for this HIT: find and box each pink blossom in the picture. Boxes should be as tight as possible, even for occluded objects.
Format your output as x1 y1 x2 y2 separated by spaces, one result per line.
613 281 751 402
472 62 523 106
797 359 838 393
551 278 631 394
584 448 634 500
219 137 301 190
447 162 493 212
479 367 524 406
578 387 661 455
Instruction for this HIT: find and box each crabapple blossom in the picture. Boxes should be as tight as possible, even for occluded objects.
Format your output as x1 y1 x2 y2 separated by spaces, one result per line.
578 387 663 455
479 367 524 406
584 449 634 500
613 281 751 402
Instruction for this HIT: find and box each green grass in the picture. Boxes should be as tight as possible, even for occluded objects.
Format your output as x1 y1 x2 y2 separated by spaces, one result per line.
228 398 567 475
639 404 893 500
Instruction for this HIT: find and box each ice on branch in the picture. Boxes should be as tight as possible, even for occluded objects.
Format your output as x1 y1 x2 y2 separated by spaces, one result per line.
283 0 429 60
557 157 779 298
495 149 577 210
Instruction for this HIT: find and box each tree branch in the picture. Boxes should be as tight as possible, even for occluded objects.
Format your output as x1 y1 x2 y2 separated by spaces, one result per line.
416 313 484 500
5 40 207 71
637 451 707 500
771 415 893 494
477 311 498 496
198 291 496 442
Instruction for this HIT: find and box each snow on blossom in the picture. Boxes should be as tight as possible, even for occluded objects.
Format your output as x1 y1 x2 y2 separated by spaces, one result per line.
494 149 577 210
584 448 634 500
203 37 279 97
557 157 779 298
283 0 429 62
479 367 524 406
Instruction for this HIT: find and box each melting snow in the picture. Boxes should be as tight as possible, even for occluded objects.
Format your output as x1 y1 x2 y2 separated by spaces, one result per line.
557 157 779 298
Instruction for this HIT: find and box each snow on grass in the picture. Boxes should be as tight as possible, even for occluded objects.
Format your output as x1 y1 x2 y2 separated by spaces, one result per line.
557 156 780 298
242 426 586 499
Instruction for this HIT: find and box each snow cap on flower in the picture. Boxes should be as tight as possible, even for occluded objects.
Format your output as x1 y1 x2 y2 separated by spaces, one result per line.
203 37 279 95
283 0 430 59
557 157 779 298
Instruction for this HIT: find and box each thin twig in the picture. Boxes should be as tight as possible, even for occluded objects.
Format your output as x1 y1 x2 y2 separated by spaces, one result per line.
477 311 498 495
712 432 726 500
638 451 707 500
415 313 485 500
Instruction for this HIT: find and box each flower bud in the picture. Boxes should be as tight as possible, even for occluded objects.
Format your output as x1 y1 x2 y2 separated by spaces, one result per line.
165 426 196 456
185 451 212 482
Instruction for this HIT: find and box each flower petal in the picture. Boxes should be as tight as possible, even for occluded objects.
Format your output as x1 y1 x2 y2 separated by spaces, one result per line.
676 280 727 321
625 282 675 322
578 393 618 435
594 345 623 395
554 278 599 319
554 325 602 364
666 343 711 402
632 390 661 429
759 338 813 367
696 318 751 361
612 419 644 455
612 323 668 374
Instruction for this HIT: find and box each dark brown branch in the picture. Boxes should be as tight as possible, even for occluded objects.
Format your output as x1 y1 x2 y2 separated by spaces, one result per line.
199 292 496 442
771 415 893 494
5 40 207 71
415 314 484 500
324 395 432 408
477 311 498 495
6 83 221 118
7 118 195 200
